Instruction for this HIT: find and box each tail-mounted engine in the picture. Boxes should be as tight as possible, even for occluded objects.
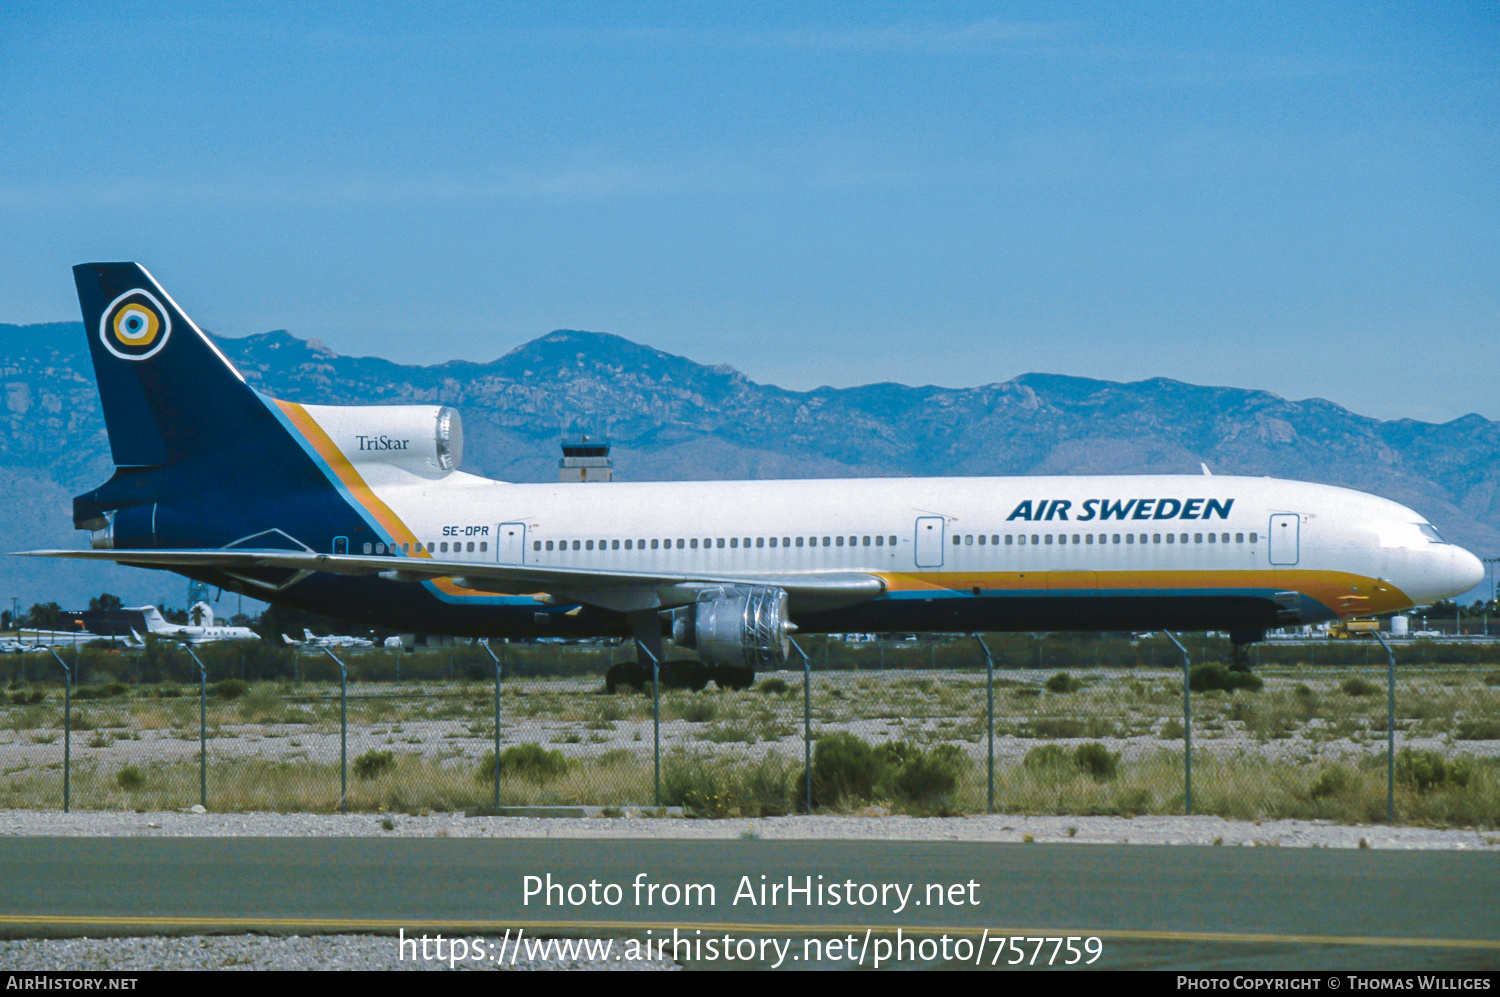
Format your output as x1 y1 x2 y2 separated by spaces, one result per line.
671 585 792 670
299 403 463 478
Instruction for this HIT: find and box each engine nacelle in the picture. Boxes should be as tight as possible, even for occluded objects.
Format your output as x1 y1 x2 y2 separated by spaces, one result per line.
671 586 791 669
298 403 463 478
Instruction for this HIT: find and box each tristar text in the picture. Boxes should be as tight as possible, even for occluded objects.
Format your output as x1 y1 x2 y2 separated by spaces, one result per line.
1006 498 1235 522
355 435 411 451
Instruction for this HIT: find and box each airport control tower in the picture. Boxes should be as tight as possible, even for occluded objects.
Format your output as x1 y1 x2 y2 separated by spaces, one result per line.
559 433 612 482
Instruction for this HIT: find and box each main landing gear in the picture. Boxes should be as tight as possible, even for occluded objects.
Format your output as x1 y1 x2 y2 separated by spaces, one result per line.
603 659 756 693
606 610 755 693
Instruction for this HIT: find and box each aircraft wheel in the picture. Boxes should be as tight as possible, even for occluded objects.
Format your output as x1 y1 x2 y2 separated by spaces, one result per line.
712 665 755 691
658 659 709 691
605 662 649 694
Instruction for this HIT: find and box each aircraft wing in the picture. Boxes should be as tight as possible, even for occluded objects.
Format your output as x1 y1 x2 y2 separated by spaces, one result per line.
17 548 887 613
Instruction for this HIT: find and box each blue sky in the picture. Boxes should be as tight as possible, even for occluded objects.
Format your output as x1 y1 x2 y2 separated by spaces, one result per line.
1 1 1495 422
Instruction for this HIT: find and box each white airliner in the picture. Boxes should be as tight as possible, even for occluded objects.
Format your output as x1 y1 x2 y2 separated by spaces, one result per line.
128 601 261 645
19 263 1486 686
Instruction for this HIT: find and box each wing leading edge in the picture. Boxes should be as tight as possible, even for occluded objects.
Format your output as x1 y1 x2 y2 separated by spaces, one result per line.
16 548 886 614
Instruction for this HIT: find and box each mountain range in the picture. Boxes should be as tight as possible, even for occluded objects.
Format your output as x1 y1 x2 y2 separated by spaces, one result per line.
1 321 1496 610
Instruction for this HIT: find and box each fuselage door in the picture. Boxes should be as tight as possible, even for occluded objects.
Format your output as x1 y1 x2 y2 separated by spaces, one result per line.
914 516 945 568
1269 513 1300 566
496 522 526 563
333 536 348 555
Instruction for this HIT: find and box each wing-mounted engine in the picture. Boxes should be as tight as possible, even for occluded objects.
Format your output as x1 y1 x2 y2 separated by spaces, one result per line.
298 403 463 479
671 585 792 669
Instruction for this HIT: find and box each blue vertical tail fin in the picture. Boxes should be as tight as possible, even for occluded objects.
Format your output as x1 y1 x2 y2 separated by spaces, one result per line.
73 262 263 467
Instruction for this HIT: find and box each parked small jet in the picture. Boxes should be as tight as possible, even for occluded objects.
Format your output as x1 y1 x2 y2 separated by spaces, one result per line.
128 601 260 644
283 628 374 649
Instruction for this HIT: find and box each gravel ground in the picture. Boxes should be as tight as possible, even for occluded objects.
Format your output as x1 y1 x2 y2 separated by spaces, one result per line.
2 807 1496 849
0 934 677 971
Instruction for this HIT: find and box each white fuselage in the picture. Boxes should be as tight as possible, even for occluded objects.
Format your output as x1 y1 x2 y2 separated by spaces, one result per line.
346 467 1480 618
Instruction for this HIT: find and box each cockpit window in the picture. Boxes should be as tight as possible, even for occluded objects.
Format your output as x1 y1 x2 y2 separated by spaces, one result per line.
1417 524 1447 544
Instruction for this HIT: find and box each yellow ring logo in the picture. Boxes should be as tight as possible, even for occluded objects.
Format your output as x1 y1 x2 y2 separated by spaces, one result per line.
100 289 171 360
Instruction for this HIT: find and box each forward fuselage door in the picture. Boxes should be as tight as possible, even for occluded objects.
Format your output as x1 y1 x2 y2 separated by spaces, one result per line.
914 516 945 568
496 523 526 563
1268 513 1300 566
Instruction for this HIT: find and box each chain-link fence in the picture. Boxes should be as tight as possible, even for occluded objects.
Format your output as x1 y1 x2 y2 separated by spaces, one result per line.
1 634 1498 824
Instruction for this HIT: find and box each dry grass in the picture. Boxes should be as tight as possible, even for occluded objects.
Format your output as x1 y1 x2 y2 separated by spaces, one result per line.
3 663 1500 824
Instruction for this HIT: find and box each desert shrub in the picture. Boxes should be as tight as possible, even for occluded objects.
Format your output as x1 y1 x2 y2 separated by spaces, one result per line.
1483 672 1500 688
352 749 396 780
211 679 248 700
1395 749 1473 793
1309 767 1351 800
1159 719 1184 740
1456 720 1500 741
1022 744 1072 772
757 677 790 695
478 744 572 783
665 752 797 818
9 688 45 705
663 759 734 818
1044 672 1082 694
1073 742 1119 782
115 764 146 791
71 686 105 701
1341 677 1378 697
1032 718 1085 738
1189 664 1263 693
1023 742 1118 782
676 699 717 723
809 732 884 806
885 748 962 806
238 683 280 721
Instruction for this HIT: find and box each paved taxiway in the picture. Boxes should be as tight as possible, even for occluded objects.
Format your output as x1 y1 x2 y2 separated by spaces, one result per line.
3 837 1496 969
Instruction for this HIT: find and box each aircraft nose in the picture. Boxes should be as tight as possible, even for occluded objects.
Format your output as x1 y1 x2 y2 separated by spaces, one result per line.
1452 545 1486 596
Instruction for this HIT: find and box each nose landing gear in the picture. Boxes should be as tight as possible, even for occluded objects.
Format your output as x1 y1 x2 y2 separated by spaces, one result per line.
1229 628 1264 673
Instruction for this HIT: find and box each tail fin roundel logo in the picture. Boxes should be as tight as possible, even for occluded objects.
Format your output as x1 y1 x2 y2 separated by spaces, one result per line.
100 288 171 360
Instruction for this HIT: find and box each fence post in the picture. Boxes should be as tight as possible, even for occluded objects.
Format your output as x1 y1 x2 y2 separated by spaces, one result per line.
790 639 813 813
47 649 70 813
177 644 210 810
633 642 662 809
975 635 995 812
1372 631 1397 823
1162 631 1192 815
478 640 501 808
322 647 347 813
